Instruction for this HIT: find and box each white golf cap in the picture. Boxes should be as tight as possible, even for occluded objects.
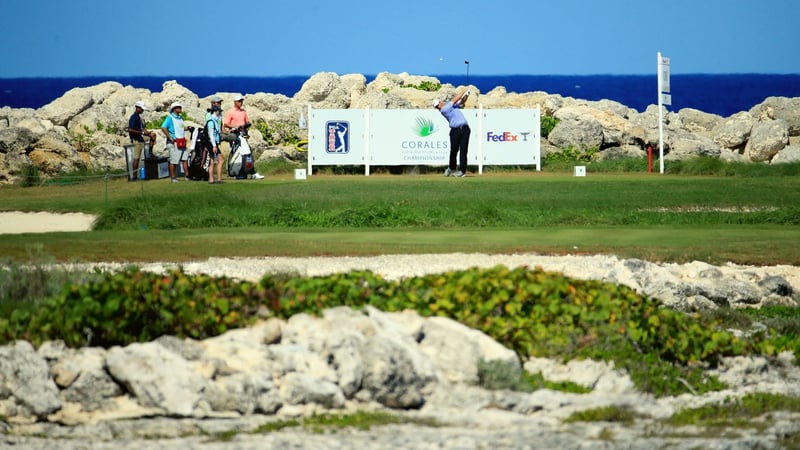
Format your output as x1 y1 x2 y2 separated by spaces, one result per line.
134 100 147 110
233 95 245 102
169 101 183 111
210 95 223 103
432 99 441 108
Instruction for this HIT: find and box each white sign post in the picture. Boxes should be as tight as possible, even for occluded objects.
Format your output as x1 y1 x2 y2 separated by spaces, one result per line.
657 52 670 174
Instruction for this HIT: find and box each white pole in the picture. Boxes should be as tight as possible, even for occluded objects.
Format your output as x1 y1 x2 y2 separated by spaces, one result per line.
536 105 542 171
657 52 664 174
478 103 484 175
307 104 313 176
364 106 371 176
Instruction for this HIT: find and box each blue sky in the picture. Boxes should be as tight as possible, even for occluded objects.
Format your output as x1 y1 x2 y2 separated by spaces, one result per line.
1 0 797 77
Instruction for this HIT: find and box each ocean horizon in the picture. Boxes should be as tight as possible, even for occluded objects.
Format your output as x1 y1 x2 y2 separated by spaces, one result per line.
2 73 799 117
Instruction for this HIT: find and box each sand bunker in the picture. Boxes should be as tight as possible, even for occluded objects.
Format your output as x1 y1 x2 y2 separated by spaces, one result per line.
0 211 96 234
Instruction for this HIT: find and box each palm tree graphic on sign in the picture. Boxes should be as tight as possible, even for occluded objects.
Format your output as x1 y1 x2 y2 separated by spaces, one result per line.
414 117 436 137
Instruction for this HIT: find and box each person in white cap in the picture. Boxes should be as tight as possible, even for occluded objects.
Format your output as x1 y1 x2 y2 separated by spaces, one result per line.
127 100 156 179
205 95 223 125
161 102 189 182
433 88 471 177
222 94 250 142
222 94 264 179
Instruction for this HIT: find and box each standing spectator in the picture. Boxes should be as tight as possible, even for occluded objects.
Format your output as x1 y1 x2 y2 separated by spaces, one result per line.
433 89 472 177
127 100 156 179
222 94 264 179
161 102 189 183
222 94 250 143
206 105 224 184
205 95 223 125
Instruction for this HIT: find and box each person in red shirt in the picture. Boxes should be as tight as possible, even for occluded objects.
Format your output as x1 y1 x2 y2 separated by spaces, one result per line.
221 94 264 179
222 94 250 144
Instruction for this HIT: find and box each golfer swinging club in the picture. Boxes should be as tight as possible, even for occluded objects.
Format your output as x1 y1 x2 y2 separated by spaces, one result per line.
433 89 471 177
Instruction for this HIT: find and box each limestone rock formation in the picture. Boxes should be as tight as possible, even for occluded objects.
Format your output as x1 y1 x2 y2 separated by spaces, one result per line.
1 73 799 183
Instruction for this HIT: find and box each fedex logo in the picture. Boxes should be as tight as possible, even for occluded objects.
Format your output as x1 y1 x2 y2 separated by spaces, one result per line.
486 131 531 142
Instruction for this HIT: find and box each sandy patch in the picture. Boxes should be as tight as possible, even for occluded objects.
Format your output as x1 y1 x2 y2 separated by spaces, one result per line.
0 211 96 234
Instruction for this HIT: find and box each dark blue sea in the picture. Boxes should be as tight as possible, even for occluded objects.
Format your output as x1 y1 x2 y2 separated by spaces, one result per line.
1 74 799 117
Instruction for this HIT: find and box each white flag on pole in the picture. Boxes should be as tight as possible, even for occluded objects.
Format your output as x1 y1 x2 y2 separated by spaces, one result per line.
659 57 671 93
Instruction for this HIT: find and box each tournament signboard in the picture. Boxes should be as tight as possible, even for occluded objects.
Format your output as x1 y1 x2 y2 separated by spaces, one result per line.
367 109 480 166
480 108 541 168
308 109 365 167
307 106 541 175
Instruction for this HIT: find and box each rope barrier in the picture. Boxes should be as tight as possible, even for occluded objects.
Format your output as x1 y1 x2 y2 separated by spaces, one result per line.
14 169 140 185
11 169 153 208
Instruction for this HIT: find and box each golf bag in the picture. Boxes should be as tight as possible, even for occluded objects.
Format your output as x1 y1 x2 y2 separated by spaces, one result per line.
187 124 211 181
227 127 255 179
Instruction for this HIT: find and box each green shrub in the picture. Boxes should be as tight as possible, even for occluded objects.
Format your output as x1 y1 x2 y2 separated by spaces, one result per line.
541 115 559 139
253 119 301 145
145 117 164 129
68 125 98 151
19 163 41 187
477 359 532 391
1 268 263 347
3 265 798 398
400 81 442 92
544 145 598 165
145 112 197 130
700 306 800 361
0 248 103 342
476 359 591 393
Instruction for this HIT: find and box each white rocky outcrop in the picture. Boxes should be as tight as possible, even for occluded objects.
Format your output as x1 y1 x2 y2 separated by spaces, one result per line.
2 301 798 449
0 306 527 425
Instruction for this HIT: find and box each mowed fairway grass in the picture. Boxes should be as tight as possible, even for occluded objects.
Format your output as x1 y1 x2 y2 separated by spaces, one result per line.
1 170 799 265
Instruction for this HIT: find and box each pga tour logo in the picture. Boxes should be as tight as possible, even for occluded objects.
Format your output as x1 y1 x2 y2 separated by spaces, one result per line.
326 121 349 153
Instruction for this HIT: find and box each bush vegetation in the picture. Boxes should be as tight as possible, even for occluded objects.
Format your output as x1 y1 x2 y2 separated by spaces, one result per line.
253 119 302 146
540 115 559 139
0 246 102 321
400 81 442 92
2 265 797 398
477 359 591 393
18 163 42 187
